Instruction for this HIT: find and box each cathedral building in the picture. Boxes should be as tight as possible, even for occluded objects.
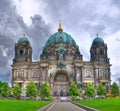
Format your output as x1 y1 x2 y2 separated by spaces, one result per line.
12 23 111 96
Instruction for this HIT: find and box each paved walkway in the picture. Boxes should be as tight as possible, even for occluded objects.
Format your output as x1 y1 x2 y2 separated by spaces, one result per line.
46 102 86 111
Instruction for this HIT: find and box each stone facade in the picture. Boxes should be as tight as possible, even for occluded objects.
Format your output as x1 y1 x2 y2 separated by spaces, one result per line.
12 24 111 96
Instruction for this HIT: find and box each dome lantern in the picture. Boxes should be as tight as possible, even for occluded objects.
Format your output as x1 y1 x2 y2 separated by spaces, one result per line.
58 20 63 32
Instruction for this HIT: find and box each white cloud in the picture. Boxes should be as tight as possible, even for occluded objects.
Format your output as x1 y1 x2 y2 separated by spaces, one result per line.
13 0 47 25
105 31 120 77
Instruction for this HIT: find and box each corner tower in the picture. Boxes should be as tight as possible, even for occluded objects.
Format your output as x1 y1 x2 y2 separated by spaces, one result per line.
13 34 32 63
90 34 109 63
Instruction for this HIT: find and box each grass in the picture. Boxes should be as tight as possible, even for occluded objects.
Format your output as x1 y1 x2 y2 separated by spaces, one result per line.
0 99 51 111
75 98 120 111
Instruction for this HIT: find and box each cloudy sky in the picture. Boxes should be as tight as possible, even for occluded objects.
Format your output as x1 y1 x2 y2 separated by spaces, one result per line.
0 0 120 84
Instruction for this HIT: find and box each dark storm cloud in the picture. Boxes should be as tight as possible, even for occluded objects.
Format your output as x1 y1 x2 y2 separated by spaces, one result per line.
0 50 8 67
83 24 106 38
0 0 51 80
41 0 120 37
111 0 120 7
0 0 27 77
27 14 51 60
44 0 70 20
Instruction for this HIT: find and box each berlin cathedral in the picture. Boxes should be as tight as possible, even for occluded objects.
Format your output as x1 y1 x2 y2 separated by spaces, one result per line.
12 23 111 96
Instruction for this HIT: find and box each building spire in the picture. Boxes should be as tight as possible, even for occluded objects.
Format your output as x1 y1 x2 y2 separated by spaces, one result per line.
58 20 63 32
23 33 26 37
96 33 99 37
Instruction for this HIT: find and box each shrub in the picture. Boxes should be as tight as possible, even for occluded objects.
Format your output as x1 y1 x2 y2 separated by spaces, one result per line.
106 93 111 97
48 95 53 100
26 81 37 99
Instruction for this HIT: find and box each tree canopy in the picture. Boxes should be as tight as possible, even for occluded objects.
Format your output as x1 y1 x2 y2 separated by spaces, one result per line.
68 81 79 96
13 83 22 98
111 82 119 97
85 83 95 98
0 81 3 96
97 82 106 96
26 81 37 98
40 82 50 98
1 82 10 97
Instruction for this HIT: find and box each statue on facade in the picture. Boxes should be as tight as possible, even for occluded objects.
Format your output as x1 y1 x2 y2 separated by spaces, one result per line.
59 53 63 61
70 71 74 77
50 72 53 78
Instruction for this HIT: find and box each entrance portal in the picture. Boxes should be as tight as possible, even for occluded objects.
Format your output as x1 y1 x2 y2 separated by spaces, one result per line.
53 71 69 96
60 90 63 96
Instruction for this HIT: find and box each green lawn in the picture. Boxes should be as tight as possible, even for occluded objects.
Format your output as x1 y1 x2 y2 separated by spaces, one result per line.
0 99 51 111
75 98 120 111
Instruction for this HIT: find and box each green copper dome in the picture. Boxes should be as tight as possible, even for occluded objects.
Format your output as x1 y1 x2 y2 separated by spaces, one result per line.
92 37 104 45
44 31 77 49
43 23 79 50
18 37 30 44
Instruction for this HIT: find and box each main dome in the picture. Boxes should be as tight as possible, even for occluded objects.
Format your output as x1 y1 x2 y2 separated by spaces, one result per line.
44 23 78 49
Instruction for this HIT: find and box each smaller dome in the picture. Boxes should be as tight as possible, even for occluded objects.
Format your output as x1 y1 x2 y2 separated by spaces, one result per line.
18 37 30 44
92 37 104 45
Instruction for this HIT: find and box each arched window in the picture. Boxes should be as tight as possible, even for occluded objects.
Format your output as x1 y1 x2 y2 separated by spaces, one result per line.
33 72 37 78
59 36 63 42
94 50 96 55
20 50 23 55
99 71 105 78
44 73 47 80
85 71 93 78
100 49 104 55
77 73 80 78
18 72 22 77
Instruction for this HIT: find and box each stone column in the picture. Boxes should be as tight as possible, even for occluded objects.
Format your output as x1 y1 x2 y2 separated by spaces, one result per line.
93 67 97 87
75 67 77 81
82 67 85 83
38 67 41 88
23 68 26 78
74 66 77 82
108 68 111 92
46 67 49 82
50 79 54 95
80 66 83 82
41 67 43 81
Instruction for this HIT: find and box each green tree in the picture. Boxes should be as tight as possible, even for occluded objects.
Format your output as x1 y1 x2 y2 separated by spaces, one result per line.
40 82 50 98
97 82 106 96
68 81 79 96
85 83 95 98
0 81 3 96
26 81 37 99
13 83 22 98
111 82 119 97
1 82 10 97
